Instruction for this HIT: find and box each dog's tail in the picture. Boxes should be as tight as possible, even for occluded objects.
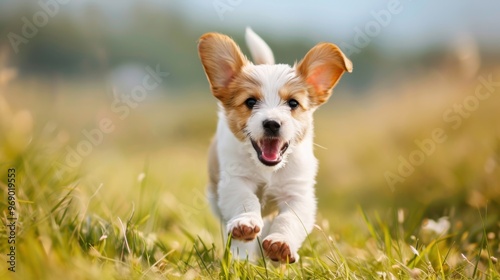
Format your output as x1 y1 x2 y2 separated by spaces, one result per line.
245 27 275 65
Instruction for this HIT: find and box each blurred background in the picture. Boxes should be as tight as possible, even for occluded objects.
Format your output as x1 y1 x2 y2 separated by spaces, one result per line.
1 0 500 260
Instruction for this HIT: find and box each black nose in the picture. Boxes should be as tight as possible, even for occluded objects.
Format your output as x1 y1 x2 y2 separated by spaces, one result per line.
263 120 281 136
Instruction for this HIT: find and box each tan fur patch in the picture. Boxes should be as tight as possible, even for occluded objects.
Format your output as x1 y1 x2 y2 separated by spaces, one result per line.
279 79 312 143
198 33 249 101
207 137 219 197
297 43 352 106
219 73 263 141
279 79 310 111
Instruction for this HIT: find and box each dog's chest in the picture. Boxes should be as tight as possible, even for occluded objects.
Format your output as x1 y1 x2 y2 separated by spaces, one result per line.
255 182 280 217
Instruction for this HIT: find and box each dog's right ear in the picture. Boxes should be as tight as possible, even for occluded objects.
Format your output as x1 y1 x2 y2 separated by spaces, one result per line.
297 43 352 106
198 33 248 98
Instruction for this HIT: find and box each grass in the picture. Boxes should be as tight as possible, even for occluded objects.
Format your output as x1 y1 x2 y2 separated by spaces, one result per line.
0 68 500 279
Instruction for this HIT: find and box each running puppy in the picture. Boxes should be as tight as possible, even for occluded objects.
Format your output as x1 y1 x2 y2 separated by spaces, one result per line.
198 28 352 263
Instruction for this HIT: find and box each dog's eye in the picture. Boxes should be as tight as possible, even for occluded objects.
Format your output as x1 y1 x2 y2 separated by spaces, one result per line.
288 99 299 110
245 98 257 109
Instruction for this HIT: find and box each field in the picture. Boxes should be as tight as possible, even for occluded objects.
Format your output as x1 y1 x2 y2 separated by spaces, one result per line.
1 65 500 279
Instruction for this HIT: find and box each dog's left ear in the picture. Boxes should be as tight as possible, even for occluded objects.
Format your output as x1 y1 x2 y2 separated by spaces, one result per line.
297 43 352 106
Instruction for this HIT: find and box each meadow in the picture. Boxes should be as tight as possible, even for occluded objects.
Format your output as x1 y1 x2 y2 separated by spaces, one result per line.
0 64 499 279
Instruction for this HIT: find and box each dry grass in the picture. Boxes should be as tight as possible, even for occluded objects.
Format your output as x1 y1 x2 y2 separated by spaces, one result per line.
0 66 499 279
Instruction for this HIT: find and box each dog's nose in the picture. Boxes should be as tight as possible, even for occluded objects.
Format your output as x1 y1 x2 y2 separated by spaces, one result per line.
263 120 281 135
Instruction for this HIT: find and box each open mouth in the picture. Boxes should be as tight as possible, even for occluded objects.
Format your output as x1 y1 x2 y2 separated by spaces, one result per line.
251 138 289 166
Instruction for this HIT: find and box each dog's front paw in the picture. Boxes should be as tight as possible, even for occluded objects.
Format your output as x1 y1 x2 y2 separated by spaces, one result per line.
226 213 263 242
262 234 298 263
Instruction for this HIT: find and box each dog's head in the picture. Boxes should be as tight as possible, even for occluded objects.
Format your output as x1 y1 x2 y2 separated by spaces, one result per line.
198 29 352 169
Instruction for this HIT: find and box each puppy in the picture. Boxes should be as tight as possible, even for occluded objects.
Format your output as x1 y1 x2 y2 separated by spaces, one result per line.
198 28 352 263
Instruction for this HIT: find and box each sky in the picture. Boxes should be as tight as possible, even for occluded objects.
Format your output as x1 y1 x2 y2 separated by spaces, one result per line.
174 0 500 53
96 0 500 52
2 0 500 54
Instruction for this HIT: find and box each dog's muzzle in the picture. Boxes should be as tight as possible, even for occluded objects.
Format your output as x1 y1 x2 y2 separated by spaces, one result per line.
250 120 289 166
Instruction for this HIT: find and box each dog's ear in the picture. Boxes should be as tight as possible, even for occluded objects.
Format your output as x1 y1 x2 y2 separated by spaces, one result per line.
297 43 352 106
198 33 248 99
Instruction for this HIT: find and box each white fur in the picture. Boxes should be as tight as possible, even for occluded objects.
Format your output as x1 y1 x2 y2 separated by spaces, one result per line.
201 28 351 263
207 30 319 262
214 109 318 262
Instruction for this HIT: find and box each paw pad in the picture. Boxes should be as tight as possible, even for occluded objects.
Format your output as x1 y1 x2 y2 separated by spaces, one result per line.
262 239 296 263
231 224 260 241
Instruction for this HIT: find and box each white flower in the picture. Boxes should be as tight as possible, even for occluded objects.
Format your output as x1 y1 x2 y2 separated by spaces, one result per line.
422 217 450 236
137 172 146 183
410 245 419 256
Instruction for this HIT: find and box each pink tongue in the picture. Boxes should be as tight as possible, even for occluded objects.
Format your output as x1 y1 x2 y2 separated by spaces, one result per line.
260 139 281 161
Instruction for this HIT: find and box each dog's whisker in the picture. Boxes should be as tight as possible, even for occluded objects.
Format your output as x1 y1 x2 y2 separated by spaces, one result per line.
313 143 328 150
